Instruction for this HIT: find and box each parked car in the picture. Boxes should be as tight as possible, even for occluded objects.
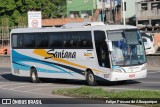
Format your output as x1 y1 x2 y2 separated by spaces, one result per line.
141 32 155 55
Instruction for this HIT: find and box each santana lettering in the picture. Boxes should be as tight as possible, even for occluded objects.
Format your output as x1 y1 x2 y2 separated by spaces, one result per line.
45 49 76 59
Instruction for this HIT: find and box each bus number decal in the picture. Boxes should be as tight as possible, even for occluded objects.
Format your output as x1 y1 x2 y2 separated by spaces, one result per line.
129 74 135 78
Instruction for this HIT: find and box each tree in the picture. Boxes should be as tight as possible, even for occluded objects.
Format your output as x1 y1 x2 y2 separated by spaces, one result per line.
0 0 66 26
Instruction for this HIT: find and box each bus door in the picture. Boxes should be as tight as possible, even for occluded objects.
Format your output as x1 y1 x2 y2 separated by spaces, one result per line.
94 31 110 69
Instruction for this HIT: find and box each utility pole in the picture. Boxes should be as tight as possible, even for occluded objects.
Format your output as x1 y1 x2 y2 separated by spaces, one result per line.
113 0 115 23
110 0 113 22
115 6 117 24
122 0 126 25
102 0 105 23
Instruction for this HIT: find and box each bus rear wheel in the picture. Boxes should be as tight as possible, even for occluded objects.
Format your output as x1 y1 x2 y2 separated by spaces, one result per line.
86 70 97 86
30 68 40 83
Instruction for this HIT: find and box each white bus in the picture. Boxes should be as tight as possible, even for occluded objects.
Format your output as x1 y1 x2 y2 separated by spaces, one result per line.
10 22 147 86
141 32 155 55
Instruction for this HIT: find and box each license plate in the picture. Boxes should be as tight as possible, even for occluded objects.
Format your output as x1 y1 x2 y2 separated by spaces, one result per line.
129 74 135 78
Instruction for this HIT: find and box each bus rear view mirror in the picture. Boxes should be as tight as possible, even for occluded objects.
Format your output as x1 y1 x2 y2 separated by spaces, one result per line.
139 40 142 45
106 40 113 52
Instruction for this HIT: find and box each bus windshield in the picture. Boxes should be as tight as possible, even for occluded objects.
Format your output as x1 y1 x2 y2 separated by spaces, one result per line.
108 29 146 66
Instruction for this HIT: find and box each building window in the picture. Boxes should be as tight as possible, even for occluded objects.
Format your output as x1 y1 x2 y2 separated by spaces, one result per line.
141 3 147 10
84 0 88 3
68 0 72 4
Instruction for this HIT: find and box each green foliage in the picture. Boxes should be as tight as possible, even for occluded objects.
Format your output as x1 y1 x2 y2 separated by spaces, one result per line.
0 0 66 26
53 86 109 98
53 87 160 107
53 86 160 98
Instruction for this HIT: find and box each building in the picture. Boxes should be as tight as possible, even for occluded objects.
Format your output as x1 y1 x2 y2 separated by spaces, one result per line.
135 0 160 31
42 18 84 27
67 0 95 18
116 0 136 25
66 0 112 21
124 0 136 22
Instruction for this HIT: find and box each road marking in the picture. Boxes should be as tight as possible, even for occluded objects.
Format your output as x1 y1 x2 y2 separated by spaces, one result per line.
0 81 14 84
10 83 51 90
141 81 160 84
0 81 78 90
11 83 79 90
0 72 11 75
0 82 32 87
0 86 70 98
27 85 80 92
148 71 160 74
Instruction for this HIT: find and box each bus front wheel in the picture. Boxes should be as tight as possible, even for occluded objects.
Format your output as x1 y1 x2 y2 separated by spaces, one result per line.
30 68 40 83
86 70 97 86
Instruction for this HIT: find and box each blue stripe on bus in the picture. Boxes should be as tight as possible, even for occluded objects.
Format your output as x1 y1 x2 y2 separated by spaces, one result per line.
12 50 75 76
112 66 126 72
13 62 29 71
13 61 75 74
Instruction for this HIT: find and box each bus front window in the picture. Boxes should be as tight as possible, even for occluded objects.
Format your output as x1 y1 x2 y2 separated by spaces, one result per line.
108 30 146 66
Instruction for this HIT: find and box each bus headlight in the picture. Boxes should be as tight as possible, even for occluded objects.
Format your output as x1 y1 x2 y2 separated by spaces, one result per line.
112 69 123 73
141 64 147 71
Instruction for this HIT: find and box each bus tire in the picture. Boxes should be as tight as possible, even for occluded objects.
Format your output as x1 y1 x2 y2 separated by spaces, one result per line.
86 70 97 86
30 68 40 83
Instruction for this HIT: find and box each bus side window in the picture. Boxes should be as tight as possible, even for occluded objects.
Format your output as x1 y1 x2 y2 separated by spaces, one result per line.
78 31 93 49
35 33 49 48
17 34 24 48
70 34 78 47
63 32 72 47
63 32 78 48
49 32 63 48
12 35 17 48
23 34 35 48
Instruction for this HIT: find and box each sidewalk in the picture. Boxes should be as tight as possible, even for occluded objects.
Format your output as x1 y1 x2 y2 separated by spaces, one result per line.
1 63 11 68
147 66 160 71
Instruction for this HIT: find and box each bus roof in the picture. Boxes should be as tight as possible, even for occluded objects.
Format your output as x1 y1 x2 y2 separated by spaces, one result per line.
11 22 138 34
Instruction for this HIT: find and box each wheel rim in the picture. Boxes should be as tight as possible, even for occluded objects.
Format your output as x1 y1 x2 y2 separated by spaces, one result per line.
32 72 36 81
88 73 94 83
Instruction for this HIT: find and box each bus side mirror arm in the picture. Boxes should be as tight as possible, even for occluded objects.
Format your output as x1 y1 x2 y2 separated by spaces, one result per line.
105 40 113 52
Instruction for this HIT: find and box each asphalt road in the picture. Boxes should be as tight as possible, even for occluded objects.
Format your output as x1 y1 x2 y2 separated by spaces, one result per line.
0 67 160 107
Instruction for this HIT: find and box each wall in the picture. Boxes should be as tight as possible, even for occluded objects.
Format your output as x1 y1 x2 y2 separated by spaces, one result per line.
67 0 95 17
125 0 136 19
0 56 10 68
96 0 110 9
154 33 160 45
147 56 160 68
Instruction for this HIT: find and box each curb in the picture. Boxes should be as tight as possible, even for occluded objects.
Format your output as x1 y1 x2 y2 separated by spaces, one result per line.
147 67 160 71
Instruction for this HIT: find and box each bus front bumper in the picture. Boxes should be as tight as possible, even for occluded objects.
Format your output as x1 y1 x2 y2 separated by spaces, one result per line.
109 69 147 81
